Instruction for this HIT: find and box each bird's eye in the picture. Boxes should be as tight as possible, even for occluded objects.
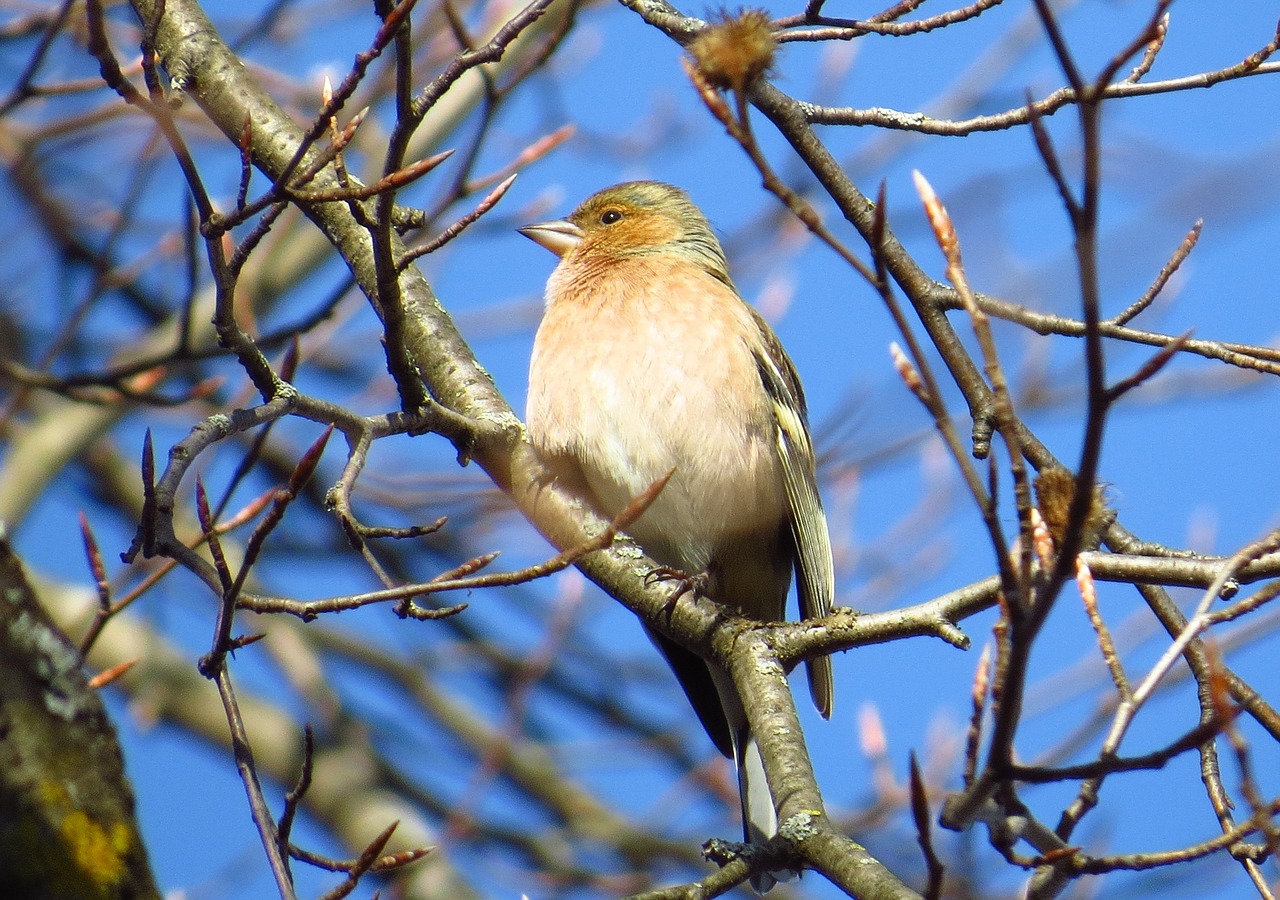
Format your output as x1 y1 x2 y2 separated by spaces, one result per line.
600 209 623 225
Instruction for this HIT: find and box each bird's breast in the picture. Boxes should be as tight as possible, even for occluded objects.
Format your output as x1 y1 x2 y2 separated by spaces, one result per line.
527 257 787 573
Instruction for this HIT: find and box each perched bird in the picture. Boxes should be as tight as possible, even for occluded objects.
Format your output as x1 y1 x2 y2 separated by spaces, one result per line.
521 182 834 889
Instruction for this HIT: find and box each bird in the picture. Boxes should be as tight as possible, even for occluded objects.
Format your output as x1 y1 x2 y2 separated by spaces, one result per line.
520 181 834 890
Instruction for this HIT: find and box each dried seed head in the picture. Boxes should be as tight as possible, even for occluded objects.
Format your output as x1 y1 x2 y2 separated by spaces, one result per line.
687 8 777 94
1034 467 1114 550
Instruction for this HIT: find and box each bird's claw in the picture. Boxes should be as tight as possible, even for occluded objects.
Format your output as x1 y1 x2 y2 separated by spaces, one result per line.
645 566 709 618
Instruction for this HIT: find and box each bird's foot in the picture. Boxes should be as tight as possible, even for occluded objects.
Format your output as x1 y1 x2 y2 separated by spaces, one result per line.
644 566 709 618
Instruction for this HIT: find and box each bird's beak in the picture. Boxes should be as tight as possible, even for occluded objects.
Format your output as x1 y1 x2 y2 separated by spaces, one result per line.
518 219 584 258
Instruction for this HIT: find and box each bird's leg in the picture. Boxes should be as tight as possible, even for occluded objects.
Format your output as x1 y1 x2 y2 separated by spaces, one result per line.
644 566 711 618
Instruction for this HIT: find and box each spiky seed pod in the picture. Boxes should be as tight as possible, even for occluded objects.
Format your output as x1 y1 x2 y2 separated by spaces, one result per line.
687 8 777 94
1035 467 1114 551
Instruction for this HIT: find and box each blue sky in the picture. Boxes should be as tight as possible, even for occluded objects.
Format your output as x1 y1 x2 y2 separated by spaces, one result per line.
6 0 1280 897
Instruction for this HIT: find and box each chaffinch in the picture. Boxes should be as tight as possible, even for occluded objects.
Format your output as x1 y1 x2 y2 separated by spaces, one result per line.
521 181 834 890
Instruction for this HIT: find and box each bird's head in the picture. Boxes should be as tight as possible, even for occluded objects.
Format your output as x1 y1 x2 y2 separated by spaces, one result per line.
519 181 731 283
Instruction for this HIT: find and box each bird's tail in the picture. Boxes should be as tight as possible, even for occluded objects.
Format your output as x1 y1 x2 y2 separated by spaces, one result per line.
737 727 798 893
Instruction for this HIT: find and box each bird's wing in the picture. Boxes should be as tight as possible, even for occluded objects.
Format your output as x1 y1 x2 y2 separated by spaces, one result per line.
750 309 835 719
